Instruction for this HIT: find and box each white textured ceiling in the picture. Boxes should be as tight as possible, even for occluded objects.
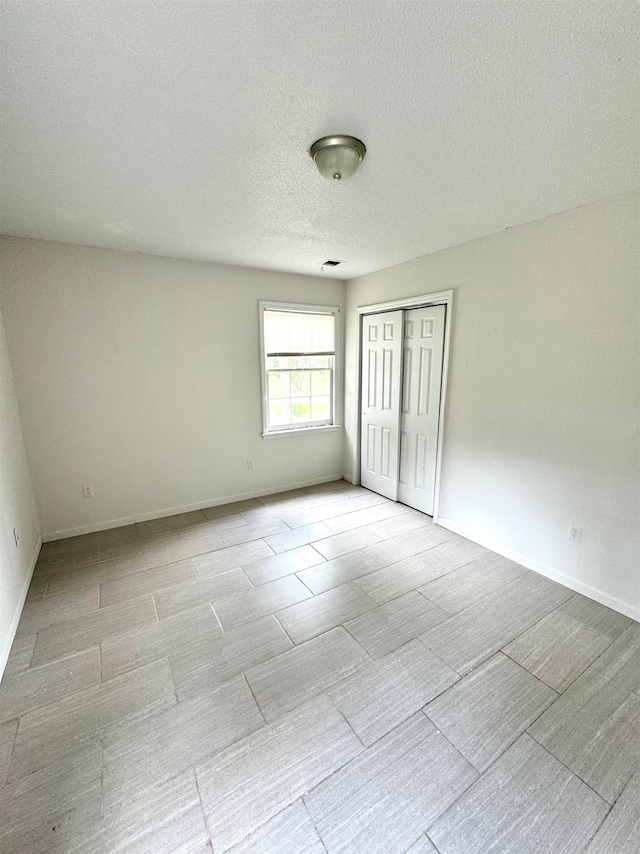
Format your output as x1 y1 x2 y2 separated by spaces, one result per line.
1 1 638 279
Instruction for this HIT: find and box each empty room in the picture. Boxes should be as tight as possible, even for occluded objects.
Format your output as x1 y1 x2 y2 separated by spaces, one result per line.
0 1 638 853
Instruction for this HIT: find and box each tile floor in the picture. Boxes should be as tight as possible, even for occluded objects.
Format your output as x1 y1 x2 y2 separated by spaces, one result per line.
0 480 639 853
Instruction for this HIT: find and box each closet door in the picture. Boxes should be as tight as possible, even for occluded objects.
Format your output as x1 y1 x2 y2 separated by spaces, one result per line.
398 305 445 515
360 310 403 500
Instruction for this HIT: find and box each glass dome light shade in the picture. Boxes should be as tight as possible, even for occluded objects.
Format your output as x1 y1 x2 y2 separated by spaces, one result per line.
310 136 366 181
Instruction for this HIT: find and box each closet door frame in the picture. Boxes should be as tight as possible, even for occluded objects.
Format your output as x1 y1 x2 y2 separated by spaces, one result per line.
353 289 453 523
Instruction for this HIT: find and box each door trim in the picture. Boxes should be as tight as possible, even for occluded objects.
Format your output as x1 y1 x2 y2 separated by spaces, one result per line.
352 289 454 523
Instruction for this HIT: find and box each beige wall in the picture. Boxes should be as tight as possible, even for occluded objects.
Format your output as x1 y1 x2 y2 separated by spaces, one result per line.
0 239 345 539
0 302 41 677
344 193 640 619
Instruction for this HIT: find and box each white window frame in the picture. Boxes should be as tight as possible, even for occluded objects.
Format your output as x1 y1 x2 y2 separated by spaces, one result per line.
259 300 342 439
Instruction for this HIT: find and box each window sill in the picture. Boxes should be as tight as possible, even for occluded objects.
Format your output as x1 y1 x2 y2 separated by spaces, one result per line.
262 424 343 440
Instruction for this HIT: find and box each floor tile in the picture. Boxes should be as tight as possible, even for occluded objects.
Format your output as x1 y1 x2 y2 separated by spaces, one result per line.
31 595 158 666
25 575 48 602
169 614 293 701
225 801 326 854
102 674 263 811
322 501 410 534
8 658 176 782
345 590 449 658
15 584 99 638
220 518 290 546
213 575 312 631
196 695 362 853
404 836 439 854
419 536 490 575
62 770 210 854
586 769 640 854
425 652 557 771
276 582 377 644
192 539 274 576
296 549 381 594
429 734 608 854
420 599 528 675
202 497 264 519
0 647 100 722
143 532 225 569
590 622 640 693
154 569 253 619
3 633 36 676
98 557 196 607
45 553 147 597
471 551 530 583
0 720 18 786
330 639 459 745
246 626 369 721
305 713 478 854
135 509 208 535
279 492 387 529
264 522 334 553
503 609 613 692
528 665 640 802
482 571 573 627
242 544 324 586
360 524 451 568
311 526 387 560
419 562 506 614
559 593 634 640
355 553 454 603
0 745 102 854
100 602 223 680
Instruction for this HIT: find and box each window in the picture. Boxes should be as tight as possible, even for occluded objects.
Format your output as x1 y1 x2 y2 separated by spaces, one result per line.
259 301 340 436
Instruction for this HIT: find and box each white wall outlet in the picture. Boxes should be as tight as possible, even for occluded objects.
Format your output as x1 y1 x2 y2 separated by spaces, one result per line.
568 524 581 542
13 527 20 547
246 459 254 471
83 483 95 498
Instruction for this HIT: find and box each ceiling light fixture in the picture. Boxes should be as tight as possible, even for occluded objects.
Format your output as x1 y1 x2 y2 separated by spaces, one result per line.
310 135 366 181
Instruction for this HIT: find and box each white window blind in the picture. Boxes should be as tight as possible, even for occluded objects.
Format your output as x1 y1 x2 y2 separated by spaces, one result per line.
264 310 335 355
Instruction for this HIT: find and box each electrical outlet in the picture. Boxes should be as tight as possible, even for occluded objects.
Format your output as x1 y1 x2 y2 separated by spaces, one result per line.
83 483 95 498
246 460 254 471
568 524 581 542
13 527 19 547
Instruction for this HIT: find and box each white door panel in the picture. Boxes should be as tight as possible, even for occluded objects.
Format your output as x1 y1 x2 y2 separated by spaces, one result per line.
360 310 403 500
398 305 445 515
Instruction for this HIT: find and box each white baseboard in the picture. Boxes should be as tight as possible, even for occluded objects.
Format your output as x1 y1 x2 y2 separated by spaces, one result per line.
0 535 42 684
437 517 640 622
42 474 345 542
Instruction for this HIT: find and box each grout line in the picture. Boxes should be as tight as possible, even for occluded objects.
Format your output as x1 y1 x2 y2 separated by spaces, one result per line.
526 729 613 805
209 602 225 633
271 613 296 647
192 766 214 850
242 673 267 725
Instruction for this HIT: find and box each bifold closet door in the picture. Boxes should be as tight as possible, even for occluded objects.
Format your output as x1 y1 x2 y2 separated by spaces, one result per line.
398 304 446 515
360 310 403 500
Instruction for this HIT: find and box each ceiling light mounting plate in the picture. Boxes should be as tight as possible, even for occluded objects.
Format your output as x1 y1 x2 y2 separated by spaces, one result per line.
310 135 366 181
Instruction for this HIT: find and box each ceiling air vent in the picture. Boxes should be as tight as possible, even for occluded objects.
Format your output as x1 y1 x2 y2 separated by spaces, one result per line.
320 259 343 267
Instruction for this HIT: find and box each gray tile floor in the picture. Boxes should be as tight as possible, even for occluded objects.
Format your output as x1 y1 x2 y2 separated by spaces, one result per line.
0 480 638 854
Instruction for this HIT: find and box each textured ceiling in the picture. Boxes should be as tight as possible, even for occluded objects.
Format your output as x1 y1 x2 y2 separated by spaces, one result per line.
0 1 637 279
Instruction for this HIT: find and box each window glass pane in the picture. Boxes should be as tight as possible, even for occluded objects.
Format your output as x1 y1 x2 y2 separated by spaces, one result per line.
291 399 311 423
269 400 291 428
311 397 331 422
290 370 310 397
311 370 330 395
268 370 290 399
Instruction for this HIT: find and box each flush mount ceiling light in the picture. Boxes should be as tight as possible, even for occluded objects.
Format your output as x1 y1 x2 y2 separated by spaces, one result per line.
309 135 366 180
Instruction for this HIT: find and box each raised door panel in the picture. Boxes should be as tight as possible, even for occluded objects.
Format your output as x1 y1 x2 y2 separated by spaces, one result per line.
360 311 403 500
